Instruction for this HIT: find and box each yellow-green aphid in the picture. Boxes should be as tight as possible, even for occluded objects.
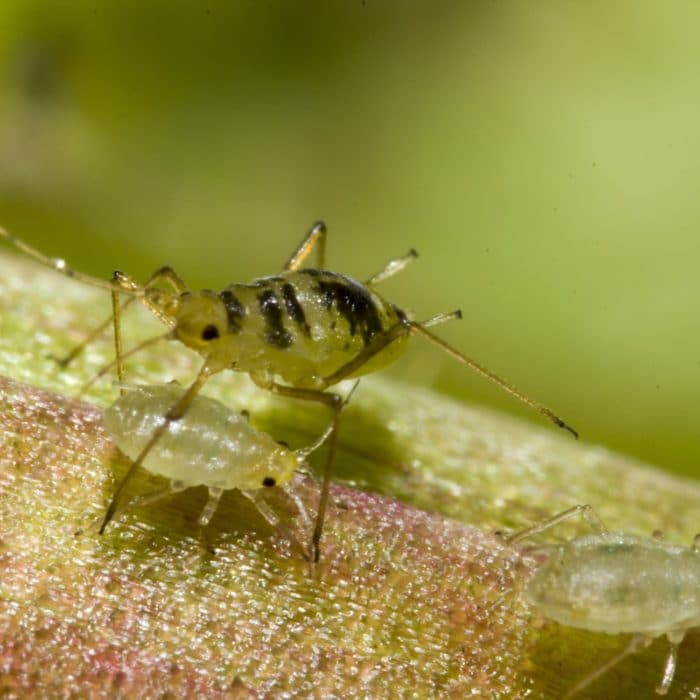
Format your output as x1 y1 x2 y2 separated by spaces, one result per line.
0 222 577 562
508 504 700 698
103 383 337 559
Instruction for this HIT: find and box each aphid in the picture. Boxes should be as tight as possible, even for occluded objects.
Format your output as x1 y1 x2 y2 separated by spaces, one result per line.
507 504 700 697
0 221 577 562
103 382 341 560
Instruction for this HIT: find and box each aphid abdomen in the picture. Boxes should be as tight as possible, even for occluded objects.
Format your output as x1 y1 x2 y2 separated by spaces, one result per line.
529 533 700 636
224 271 408 387
103 385 297 491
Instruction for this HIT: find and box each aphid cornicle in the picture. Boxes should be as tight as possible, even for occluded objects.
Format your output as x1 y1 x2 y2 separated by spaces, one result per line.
507 504 700 698
0 221 577 561
103 383 341 560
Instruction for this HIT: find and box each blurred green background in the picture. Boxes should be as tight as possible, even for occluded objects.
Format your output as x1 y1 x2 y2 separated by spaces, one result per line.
0 1 699 479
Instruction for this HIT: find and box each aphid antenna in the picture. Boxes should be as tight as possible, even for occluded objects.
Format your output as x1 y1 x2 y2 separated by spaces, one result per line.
411 312 578 438
110 378 182 393
0 225 146 297
507 504 607 545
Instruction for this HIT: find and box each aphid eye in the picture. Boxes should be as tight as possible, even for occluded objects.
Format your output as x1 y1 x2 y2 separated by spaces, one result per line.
262 476 276 487
276 440 289 448
201 324 220 341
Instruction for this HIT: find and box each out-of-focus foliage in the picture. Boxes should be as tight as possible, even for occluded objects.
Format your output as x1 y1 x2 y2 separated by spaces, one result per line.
0 1 699 478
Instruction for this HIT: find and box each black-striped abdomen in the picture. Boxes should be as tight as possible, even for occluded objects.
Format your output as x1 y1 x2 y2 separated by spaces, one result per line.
219 270 408 387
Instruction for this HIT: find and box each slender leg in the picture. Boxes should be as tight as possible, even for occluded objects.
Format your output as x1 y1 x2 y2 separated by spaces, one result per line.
112 266 187 389
408 320 578 438
78 331 172 396
53 265 187 371
310 410 342 563
318 313 459 386
112 480 188 521
111 278 125 386
563 635 650 699
99 362 212 534
365 249 418 287
321 319 412 385
507 504 607 545
250 376 342 411
283 221 327 271
317 312 464 387
657 632 684 695
198 487 224 526
240 489 310 561
321 307 575 439
282 482 313 530
249 374 342 563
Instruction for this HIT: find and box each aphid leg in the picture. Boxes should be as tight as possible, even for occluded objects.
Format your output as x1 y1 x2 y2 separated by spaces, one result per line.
692 533 700 553
249 375 342 563
198 487 224 526
407 320 579 438
365 249 418 287
563 635 650 699
110 480 188 523
99 363 212 534
281 483 313 530
657 631 684 695
78 331 172 396
240 489 310 561
111 277 125 384
50 272 132 371
305 380 359 560
283 220 327 270
52 266 186 382
507 504 607 545
311 405 343 563
320 311 577 437
322 321 413 384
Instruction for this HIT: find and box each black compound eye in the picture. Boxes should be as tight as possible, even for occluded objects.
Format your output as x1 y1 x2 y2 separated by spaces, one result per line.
201 324 220 341
262 476 276 487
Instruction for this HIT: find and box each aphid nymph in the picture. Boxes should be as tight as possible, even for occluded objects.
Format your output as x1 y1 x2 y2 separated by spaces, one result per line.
507 504 700 697
0 221 577 561
103 382 340 559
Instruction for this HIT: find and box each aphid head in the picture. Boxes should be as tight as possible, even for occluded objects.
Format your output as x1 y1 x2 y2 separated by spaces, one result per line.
173 291 229 352
261 448 299 488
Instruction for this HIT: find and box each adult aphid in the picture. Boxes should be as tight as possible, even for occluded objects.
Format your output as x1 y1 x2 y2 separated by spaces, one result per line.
103 382 342 560
507 504 700 697
0 221 577 561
